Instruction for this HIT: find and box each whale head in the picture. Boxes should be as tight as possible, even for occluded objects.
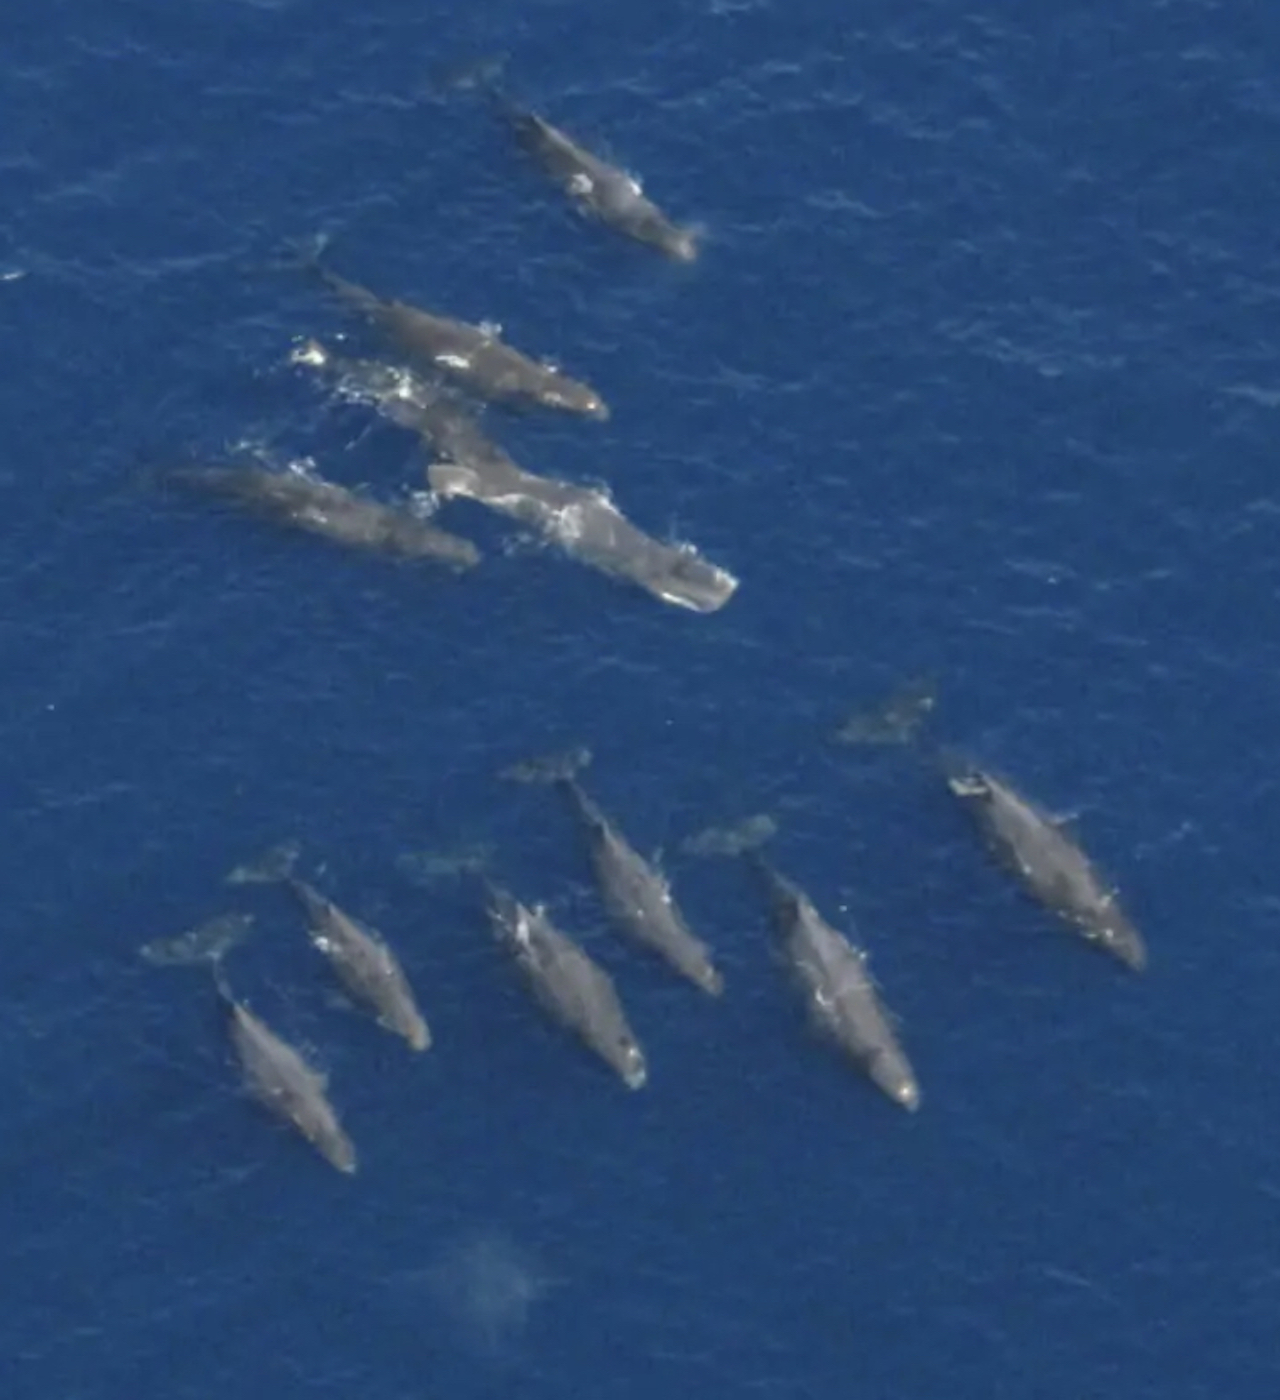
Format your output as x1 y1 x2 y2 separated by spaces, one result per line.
868 1048 921 1114
1086 900 1148 973
650 548 739 614
603 1033 648 1090
290 338 330 368
663 225 700 263
540 383 610 421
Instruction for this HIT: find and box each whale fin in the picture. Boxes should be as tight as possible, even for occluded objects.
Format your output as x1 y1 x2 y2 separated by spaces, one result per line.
321 988 360 1016
227 839 302 886
498 746 593 785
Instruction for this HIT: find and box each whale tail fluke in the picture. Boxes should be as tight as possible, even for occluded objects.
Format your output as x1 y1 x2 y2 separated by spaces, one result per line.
227 839 302 887
256 232 387 323
238 230 337 285
497 746 593 786
477 873 526 943
425 53 540 140
127 443 222 502
425 52 511 102
271 231 331 273
476 870 504 911
208 954 261 1021
138 912 257 968
828 674 968 792
830 674 938 749
680 812 778 860
209 954 236 1006
395 841 494 889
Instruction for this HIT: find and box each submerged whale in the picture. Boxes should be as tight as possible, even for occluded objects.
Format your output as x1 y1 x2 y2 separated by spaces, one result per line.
290 339 509 467
213 961 359 1173
750 852 920 1112
490 89 700 263
944 759 1148 972
429 449 737 614
297 245 609 419
503 748 724 996
230 842 432 1052
165 460 480 569
482 876 648 1089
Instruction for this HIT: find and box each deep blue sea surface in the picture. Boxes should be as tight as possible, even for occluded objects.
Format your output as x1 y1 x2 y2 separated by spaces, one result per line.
4 1 1280 1395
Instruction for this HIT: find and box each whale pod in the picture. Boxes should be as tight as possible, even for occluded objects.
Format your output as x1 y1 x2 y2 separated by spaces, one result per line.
292 341 736 612
290 339 510 468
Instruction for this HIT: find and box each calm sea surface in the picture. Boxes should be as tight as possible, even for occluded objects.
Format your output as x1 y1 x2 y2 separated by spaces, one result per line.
2 2 1279 1397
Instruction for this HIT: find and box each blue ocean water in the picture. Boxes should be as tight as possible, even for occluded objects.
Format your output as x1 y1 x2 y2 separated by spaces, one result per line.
3 0 1280 1395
